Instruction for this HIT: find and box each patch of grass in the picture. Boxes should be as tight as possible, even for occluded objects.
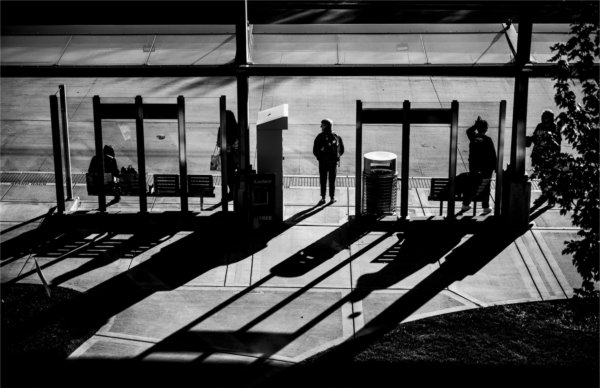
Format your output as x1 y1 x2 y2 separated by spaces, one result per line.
267 299 599 387
1 283 99 359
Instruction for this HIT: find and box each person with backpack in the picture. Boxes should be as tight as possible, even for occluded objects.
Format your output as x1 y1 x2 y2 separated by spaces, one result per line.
313 118 344 204
526 110 561 209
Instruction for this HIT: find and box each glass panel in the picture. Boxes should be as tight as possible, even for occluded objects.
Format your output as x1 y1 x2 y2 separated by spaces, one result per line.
59 35 155 65
252 34 337 64
0 35 70 65
338 34 427 64
148 35 236 65
422 33 512 64
531 33 568 63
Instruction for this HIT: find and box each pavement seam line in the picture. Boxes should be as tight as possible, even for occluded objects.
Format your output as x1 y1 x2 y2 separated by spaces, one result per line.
523 231 566 298
531 230 571 298
514 237 545 300
515 236 550 300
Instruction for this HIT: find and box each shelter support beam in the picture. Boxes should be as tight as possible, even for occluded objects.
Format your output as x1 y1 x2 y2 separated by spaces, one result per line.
219 96 229 213
50 95 65 214
505 20 533 229
447 100 459 219
135 96 148 213
177 96 188 212
400 101 410 220
92 95 106 212
495 100 507 217
59 85 73 200
236 1 252 225
355 100 363 218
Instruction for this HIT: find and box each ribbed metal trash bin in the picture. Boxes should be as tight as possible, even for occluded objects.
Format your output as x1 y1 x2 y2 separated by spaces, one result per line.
363 151 398 215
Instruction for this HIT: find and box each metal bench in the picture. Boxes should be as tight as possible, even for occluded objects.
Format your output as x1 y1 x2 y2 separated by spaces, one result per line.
428 177 491 216
152 174 216 210
188 175 216 210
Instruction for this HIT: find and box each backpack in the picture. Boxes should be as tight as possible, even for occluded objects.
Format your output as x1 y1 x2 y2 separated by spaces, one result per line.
322 133 341 161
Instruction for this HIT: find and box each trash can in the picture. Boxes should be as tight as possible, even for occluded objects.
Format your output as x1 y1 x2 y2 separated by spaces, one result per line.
363 151 398 215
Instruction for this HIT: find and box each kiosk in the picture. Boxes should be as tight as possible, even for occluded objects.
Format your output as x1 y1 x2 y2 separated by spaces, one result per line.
256 104 288 222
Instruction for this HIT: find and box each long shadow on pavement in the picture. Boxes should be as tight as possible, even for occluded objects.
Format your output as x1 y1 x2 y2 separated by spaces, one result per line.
263 220 589 388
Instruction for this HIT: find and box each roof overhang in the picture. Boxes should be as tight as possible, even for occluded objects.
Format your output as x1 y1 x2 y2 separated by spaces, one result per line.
1 0 598 28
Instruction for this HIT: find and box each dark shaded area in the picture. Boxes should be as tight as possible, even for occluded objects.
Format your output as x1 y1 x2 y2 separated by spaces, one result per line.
2 210 596 388
2 0 598 27
266 299 599 388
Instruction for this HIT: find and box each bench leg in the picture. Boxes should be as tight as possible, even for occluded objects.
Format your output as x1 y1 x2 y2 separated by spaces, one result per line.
200 196 204 211
473 202 477 216
439 201 443 216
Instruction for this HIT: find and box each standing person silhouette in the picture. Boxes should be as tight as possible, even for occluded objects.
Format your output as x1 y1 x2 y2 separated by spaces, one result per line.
526 110 561 208
313 118 344 205
460 117 497 214
88 144 121 202
217 110 240 200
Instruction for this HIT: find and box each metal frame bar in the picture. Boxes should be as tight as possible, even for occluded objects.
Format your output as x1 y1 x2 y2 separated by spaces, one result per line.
510 20 533 177
495 100 507 217
447 100 459 219
177 96 188 212
400 100 410 220
355 100 363 217
135 95 148 213
219 95 229 213
49 94 65 214
58 85 73 200
5 63 594 78
92 95 107 212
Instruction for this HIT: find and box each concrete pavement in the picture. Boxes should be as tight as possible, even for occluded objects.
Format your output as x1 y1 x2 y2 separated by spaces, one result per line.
0 174 588 386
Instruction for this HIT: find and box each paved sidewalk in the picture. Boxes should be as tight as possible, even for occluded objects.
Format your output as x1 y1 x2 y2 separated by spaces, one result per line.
0 177 586 386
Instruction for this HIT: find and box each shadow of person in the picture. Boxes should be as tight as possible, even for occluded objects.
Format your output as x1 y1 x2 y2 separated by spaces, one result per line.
284 201 332 226
349 221 470 303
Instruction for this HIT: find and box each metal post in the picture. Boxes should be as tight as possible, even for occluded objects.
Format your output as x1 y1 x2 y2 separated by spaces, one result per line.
355 100 363 218
495 100 507 217
50 95 65 214
177 96 188 212
236 0 251 225
219 95 229 213
135 96 147 213
510 20 532 176
92 95 106 212
448 100 459 219
400 100 410 220
235 0 249 66
58 85 73 200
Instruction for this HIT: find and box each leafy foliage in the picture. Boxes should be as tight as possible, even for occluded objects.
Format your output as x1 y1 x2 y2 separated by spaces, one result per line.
544 16 599 297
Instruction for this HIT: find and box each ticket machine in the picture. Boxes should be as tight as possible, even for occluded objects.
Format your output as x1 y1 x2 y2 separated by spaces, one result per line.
256 104 288 222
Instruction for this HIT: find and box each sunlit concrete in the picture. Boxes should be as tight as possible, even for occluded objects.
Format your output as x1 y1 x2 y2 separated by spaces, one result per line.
1 76 571 177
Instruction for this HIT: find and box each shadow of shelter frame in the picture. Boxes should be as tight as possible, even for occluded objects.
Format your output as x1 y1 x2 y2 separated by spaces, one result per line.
355 100 506 220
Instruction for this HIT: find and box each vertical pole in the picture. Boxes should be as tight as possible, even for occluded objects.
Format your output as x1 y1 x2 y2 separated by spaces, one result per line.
219 95 229 213
495 100 507 217
177 96 188 212
448 100 459 220
355 100 363 218
510 20 532 176
58 85 73 200
400 100 410 220
505 19 533 229
237 73 250 224
135 96 147 213
50 95 65 214
92 95 106 212
236 0 251 225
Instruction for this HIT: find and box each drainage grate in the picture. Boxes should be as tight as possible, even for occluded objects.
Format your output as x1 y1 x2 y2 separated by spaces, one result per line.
0 171 534 190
